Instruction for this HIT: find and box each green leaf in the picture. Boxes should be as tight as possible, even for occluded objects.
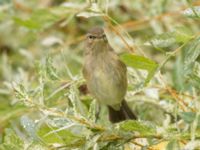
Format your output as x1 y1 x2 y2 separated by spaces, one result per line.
179 112 196 123
174 27 193 43
46 56 60 80
13 17 41 30
0 105 27 128
182 6 200 18
183 37 200 71
13 9 58 30
13 83 33 106
20 115 38 140
187 62 200 89
166 139 180 150
35 61 46 80
37 125 85 146
148 32 176 48
68 85 88 116
172 55 186 90
182 37 200 89
119 120 156 135
26 142 48 150
147 28 192 48
173 37 200 90
0 0 11 5
179 112 200 125
0 128 24 150
76 2 104 18
88 100 98 122
88 2 102 13
120 53 158 85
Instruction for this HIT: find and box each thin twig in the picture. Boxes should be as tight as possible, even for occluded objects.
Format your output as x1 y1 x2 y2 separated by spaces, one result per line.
121 1 200 31
159 74 196 112
103 15 135 53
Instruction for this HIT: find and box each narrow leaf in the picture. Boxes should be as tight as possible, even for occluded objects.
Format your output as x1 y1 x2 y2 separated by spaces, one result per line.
147 29 192 48
1 128 24 149
179 112 196 123
188 62 200 89
166 140 180 150
46 56 59 80
184 37 200 70
182 6 200 18
20 115 39 140
148 32 176 48
77 2 104 18
120 53 158 85
179 112 200 126
13 9 58 30
119 120 156 135
183 37 200 83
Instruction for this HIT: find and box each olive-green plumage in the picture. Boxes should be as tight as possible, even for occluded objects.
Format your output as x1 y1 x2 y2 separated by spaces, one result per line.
83 27 136 123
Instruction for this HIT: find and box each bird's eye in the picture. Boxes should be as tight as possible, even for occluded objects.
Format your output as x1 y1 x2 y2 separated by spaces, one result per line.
88 35 96 39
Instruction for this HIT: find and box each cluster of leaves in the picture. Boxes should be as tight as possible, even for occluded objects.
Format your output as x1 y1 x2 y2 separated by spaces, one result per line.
0 0 200 149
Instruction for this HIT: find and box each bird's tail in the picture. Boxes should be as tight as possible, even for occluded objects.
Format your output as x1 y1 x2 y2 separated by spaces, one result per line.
108 100 137 123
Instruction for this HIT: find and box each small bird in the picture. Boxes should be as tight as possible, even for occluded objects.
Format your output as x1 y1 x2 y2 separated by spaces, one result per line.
83 27 137 123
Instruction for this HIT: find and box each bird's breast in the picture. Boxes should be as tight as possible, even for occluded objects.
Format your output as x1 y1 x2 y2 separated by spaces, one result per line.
84 53 127 107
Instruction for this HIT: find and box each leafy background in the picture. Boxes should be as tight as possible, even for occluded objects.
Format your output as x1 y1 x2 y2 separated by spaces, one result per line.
0 0 200 149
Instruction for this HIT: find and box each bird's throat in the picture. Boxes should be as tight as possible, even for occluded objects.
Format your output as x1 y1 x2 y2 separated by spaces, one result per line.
91 41 108 56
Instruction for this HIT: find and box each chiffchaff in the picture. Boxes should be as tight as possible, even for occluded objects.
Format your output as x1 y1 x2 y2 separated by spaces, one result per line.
83 27 137 123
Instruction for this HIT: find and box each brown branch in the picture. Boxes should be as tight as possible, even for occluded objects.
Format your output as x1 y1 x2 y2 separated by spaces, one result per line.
121 1 200 31
13 0 32 13
170 86 196 112
159 75 196 112
153 85 196 99
103 16 135 53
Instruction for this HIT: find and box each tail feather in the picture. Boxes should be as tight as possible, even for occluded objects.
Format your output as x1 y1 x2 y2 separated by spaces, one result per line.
108 100 137 123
